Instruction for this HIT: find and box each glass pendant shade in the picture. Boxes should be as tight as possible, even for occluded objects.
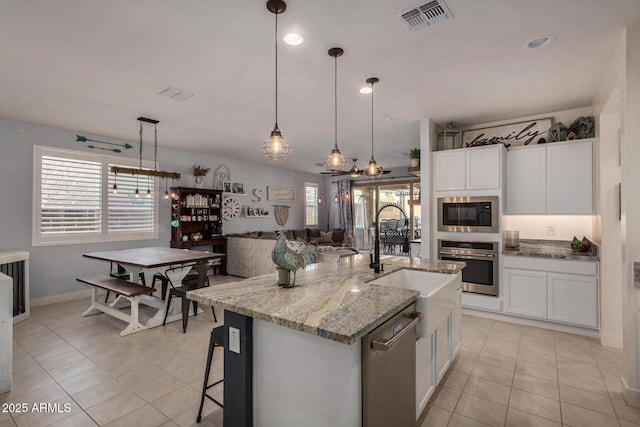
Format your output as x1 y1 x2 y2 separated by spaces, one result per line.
134 188 140 198
363 77 382 177
261 124 291 160
325 143 347 170
112 183 118 194
364 157 383 177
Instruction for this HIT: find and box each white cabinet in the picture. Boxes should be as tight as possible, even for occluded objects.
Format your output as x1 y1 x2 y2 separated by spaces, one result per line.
506 145 546 214
0 273 12 393
547 273 598 328
546 141 593 214
506 139 593 214
504 269 547 318
503 256 599 329
434 145 503 192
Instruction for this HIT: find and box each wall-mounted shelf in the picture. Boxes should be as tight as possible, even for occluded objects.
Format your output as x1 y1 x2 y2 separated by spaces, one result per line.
408 199 421 206
408 166 420 177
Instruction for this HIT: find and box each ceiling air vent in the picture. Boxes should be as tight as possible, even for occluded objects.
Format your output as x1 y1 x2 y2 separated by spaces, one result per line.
399 0 452 31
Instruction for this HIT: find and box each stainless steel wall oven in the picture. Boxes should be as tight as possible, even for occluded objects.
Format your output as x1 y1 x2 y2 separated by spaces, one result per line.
438 240 498 296
437 196 499 233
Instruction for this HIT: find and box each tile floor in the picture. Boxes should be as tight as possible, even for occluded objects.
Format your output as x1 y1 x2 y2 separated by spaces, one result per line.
2 282 640 427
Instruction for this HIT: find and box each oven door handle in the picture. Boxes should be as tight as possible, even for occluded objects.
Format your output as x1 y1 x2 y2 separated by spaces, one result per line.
439 251 495 259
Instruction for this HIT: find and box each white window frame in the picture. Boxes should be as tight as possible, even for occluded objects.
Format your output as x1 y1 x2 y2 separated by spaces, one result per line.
304 182 319 227
33 145 159 246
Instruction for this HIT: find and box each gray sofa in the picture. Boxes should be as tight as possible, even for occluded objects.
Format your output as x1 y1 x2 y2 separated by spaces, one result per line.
225 229 353 278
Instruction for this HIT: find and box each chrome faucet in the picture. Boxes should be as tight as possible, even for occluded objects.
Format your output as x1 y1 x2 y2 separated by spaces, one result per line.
370 203 409 273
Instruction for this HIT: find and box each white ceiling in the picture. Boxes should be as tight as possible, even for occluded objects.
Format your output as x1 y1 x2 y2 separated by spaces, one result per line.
1 0 639 173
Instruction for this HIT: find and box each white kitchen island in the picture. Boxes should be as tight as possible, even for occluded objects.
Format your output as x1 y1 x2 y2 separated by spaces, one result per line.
188 255 464 427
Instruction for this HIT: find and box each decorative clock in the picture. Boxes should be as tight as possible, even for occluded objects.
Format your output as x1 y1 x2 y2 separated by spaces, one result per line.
222 197 241 220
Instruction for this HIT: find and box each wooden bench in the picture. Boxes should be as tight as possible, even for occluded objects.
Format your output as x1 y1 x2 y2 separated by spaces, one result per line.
77 276 156 336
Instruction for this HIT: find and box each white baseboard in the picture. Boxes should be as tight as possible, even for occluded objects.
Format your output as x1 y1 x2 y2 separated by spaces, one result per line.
31 289 93 307
599 333 624 349
622 377 640 408
462 308 599 338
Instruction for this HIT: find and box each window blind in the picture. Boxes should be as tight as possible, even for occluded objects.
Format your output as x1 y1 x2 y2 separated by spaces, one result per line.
305 183 318 226
107 168 155 233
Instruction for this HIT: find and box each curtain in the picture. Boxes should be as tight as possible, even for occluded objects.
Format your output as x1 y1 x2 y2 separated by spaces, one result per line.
336 179 354 238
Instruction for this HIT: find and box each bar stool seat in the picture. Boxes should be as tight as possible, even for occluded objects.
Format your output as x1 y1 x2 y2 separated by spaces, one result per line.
197 325 224 423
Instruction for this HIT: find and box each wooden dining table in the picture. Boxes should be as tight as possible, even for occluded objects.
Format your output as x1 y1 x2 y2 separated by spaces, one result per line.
82 247 225 336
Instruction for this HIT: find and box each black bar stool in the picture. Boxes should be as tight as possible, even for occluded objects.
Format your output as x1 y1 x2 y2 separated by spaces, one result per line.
197 325 224 423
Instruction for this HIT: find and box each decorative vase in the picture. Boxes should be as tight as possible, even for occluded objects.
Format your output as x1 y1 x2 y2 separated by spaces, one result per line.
194 175 204 188
411 159 419 167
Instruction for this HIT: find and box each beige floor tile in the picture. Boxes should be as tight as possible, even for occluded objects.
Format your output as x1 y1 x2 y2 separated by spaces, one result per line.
1 369 56 401
559 383 615 416
71 378 128 410
419 405 452 427
518 342 557 367
0 412 10 423
482 340 519 359
47 411 98 427
463 376 511 406
85 391 146 426
35 349 87 371
471 362 514 387
516 359 558 383
490 320 523 338
57 368 113 396
442 369 470 391
455 393 507 426
561 401 621 427
477 350 517 372
431 385 462 411
448 412 492 426
556 355 601 379
509 388 561 422
451 356 476 375
151 385 201 420
130 374 187 403
170 402 222 427
512 372 559 400
12 396 81 427
0 419 16 427
48 358 99 383
612 398 640 424
104 404 168 427
619 420 640 427
505 407 561 427
558 368 608 395
159 422 179 427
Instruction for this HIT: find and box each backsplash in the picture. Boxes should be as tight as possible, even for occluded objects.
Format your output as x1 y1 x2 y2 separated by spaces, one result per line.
502 215 593 241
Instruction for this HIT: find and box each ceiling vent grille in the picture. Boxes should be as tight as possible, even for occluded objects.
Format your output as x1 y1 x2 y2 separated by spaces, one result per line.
399 0 452 31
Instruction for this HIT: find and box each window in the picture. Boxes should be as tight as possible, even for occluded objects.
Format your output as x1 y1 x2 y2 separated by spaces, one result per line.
33 146 158 245
304 183 319 226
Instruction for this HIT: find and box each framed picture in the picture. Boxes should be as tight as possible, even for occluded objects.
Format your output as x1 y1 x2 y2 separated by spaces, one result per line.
223 181 232 193
267 186 295 202
247 207 254 216
232 182 244 194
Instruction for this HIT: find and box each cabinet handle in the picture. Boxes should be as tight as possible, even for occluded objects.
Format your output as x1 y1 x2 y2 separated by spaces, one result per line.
372 312 423 351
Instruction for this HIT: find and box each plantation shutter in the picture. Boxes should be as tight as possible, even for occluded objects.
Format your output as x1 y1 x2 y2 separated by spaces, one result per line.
108 166 155 233
305 183 318 226
40 156 102 235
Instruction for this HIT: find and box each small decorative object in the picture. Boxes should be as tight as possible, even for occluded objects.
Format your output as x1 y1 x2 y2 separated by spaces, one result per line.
271 230 317 287
252 188 263 202
274 205 290 226
171 220 179 228
504 230 520 249
537 138 547 144
213 164 231 190
570 235 592 252
463 118 551 148
566 131 577 140
222 197 241 220
408 148 420 167
232 182 245 194
223 181 232 193
548 122 568 142
568 116 595 139
192 164 210 188
438 122 463 150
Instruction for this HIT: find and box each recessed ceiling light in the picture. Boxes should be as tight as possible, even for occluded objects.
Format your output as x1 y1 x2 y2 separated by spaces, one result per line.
283 33 303 46
526 35 555 49
359 86 373 94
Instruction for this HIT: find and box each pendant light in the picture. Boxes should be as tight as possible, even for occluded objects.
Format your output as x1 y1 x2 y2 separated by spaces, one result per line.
324 47 347 171
363 77 383 177
261 0 291 160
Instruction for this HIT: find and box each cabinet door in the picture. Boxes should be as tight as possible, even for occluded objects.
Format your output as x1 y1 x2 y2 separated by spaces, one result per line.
547 273 598 328
506 146 546 214
504 268 547 319
547 140 593 214
434 150 466 191
466 145 501 190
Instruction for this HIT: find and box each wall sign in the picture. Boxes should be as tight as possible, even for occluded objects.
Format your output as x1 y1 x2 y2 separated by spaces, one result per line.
267 186 295 202
462 119 552 148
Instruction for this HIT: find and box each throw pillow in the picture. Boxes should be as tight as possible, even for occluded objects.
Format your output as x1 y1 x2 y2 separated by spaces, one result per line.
332 229 345 243
342 234 355 248
319 230 333 243
306 228 322 239
293 229 308 241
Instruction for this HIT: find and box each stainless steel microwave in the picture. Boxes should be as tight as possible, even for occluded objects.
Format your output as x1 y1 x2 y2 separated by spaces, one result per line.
437 196 499 233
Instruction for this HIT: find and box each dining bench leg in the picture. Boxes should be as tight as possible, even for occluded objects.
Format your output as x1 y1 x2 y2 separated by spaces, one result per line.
82 287 102 317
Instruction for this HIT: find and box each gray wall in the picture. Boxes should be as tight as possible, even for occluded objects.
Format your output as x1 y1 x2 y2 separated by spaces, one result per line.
0 117 324 299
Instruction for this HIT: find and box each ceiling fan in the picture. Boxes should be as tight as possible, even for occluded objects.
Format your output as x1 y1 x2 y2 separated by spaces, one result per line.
319 158 390 177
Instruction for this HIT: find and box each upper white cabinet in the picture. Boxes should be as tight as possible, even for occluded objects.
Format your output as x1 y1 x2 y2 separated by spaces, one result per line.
506 139 593 214
434 145 503 192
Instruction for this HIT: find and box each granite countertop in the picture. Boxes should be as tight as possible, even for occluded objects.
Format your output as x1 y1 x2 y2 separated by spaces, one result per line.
187 255 464 345
502 239 599 261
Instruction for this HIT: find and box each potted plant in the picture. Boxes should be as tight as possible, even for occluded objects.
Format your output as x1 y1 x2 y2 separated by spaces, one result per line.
192 164 210 188
408 148 420 167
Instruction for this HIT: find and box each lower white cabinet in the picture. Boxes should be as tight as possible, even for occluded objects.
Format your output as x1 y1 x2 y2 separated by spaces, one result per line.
503 256 599 329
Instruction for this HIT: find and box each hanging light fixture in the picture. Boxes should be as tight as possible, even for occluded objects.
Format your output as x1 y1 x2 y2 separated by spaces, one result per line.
261 0 291 160
164 179 169 200
112 171 118 194
324 47 347 171
363 77 383 177
110 118 181 198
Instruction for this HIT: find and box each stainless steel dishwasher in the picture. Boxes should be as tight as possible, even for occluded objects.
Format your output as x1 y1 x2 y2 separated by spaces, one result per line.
362 302 423 427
